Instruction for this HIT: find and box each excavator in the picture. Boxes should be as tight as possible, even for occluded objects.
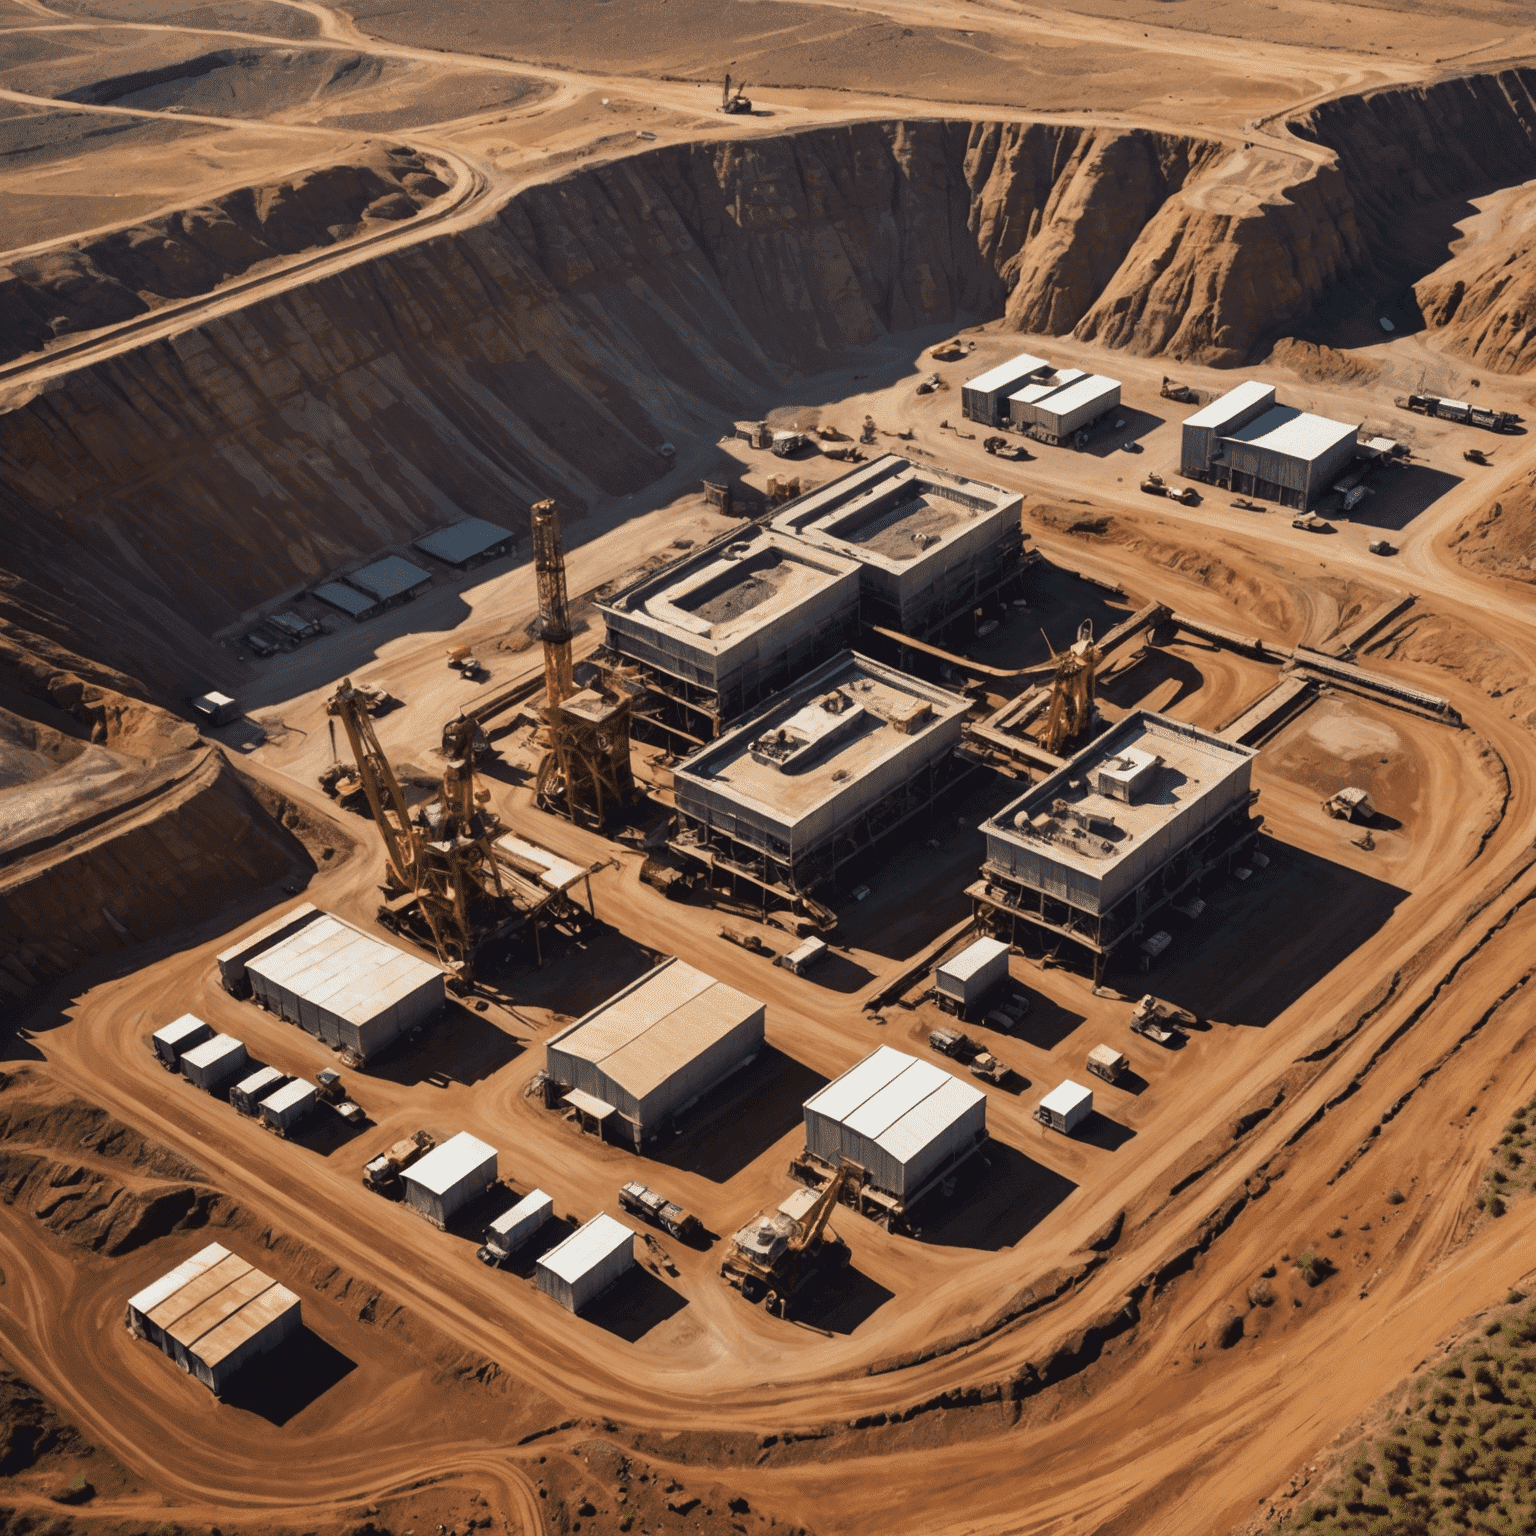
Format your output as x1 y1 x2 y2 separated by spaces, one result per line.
720 1160 867 1317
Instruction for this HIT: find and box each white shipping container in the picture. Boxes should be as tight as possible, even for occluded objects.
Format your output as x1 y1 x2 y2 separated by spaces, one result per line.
537 1213 635 1313
215 903 319 993
231 1066 287 1116
934 936 1010 1006
402 1131 498 1227
180 1034 248 1092
259 1079 317 1134
1037 1079 1093 1134
486 1188 555 1256
152 1014 212 1068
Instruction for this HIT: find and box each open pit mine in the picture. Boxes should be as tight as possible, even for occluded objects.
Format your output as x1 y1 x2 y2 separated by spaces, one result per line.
2 2 1536 1533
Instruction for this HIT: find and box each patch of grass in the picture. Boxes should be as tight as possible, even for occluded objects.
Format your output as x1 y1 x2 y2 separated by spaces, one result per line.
1475 1091 1536 1218
1261 1296 1536 1534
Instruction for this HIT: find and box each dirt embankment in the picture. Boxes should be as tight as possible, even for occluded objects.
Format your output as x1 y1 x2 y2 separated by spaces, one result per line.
1450 470 1536 589
0 143 451 365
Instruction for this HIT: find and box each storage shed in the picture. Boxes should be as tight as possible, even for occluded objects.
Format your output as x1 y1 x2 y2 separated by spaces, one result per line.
259 1079 316 1136
484 1188 554 1259
961 352 1051 426
244 911 444 1064
313 580 379 621
180 1034 248 1092
934 936 1010 1010
801 1046 987 1201
1029 374 1120 444
231 1066 287 1116
544 958 764 1149
536 1214 635 1313
347 555 431 605
402 1131 498 1228
216 902 320 996
1036 1080 1093 1134
414 517 516 569
191 692 240 726
152 1014 212 1069
1180 380 1276 478
126 1243 301 1396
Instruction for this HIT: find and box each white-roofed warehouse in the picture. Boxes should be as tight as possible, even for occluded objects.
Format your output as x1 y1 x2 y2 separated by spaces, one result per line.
537 1213 635 1313
544 957 764 1149
800 1045 987 1212
125 1243 301 1396
402 1131 498 1228
245 911 443 1065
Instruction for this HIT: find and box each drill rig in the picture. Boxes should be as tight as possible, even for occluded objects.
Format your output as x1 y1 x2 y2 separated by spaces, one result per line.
529 498 636 828
326 678 514 979
1039 619 1101 756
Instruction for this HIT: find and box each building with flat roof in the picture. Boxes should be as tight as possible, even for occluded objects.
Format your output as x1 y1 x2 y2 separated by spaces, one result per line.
1181 382 1358 509
971 711 1258 977
1027 374 1121 445
544 957 764 1148
597 523 861 749
772 455 1026 636
313 580 378 621
125 1243 301 1396
402 1131 498 1227
961 352 1052 427
413 517 516 569
537 1213 635 1313
671 651 971 912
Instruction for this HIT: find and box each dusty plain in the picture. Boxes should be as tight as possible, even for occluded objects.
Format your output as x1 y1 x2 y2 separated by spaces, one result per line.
2 0 1536 1533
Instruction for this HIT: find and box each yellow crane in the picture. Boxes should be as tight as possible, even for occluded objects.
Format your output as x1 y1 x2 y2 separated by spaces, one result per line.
1039 619 1100 756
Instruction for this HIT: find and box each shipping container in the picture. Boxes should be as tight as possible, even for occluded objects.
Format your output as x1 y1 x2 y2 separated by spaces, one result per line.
402 1131 498 1228
777 936 829 975
231 1066 287 1116
483 1188 555 1259
259 1079 317 1135
1036 1079 1092 1134
934 937 1010 1007
152 1014 212 1069
536 1214 635 1313
179 1034 248 1093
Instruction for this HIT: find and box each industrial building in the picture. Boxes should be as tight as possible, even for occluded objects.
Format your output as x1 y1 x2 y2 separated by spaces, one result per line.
231 1065 286 1116
961 352 1051 427
402 1132 498 1227
544 957 764 1148
597 523 861 749
934 935 1010 1015
414 516 516 569
536 1213 636 1313
244 911 443 1065
772 455 1026 635
313 580 380 621
1181 381 1359 509
125 1243 301 1396
799 1045 988 1221
1014 373 1121 445
348 555 432 606
216 902 320 996
970 711 1258 977
670 651 971 913
259 1078 316 1136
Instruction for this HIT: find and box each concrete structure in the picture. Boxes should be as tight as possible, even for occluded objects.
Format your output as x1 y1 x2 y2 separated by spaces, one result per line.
216 902 320 996
544 958 764 1149
1181 381 1359 509
414 516 516 568
231 1065 287 1116
313 580 379 621
671 651 971 908
536 1213 636 1313
259 1078 316 1136
773 455 1026 635
934 936 1010 1011
180 1034 247 1093
961 352 1051 427
597 523 861 748
801 1045 987 1204
1037 1080 1093 1134
402 1132 498 1227
244 911 443 1064
152 1013 211 1069
347 555 431 605
125 1243 301 1396
972 711 1258 977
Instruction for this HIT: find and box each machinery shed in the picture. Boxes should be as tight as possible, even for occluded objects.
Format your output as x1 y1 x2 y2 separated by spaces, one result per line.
313 580 379 621
1220 407 1359 509
544 958 764 1149
259 1078 316 1136
414 517 516 568
537 1213 635 1313
1006 367 1085 428
216 902 320 995
402 1131 498 1227
126 1243 301 1396
244 912 443 1064
1179 380 1276 476
231 1066 286 1116
802 1045 987 1201
347 555 432 605
961 352 1051 426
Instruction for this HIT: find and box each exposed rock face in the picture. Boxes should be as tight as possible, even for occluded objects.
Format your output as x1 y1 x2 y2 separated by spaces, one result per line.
1451 473 1536 588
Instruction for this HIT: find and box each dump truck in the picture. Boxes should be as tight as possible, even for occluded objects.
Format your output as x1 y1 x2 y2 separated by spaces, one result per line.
1323 786 1375 822
316 1068 364 1124
1086 1044 1129 1084
929 1025 978 1060
968 1051 1012 1086
363 1129 434 1191
618 1181 702 1243
720 1160 866 1315
1367 538 1395 556
1464 448 1490 465
1129 995 1190 1045
1160 376 1200 404
317 761 365 803
1292 512 1332 532
445 645 487 680
1140 472 1168 497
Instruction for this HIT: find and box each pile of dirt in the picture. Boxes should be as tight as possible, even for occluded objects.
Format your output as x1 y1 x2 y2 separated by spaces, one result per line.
1450 472 1536 587
0 142 451 364
1265 337 1383 385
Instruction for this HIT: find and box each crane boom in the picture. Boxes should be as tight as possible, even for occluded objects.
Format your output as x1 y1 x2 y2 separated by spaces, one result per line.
532 498 573 709
327 678 419 891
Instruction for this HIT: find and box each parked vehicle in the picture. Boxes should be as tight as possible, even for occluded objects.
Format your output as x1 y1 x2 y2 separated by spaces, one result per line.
363 1129 433 1191
618 1181 701 1242
1129 995 1190 1046
316 1068 364 1124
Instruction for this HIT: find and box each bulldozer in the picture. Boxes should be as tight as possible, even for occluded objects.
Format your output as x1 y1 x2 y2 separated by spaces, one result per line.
721 1160 867 1317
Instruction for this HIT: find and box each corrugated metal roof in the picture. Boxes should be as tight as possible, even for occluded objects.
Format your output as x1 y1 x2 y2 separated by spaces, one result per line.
348 555 431 601
1184 379 1275 430
216 903 318 967
235 1066 285 1097
1227 406 1357 462
404 1131 497 1197
248 914 442 1019
490 1188 554 1236
940 936 1010 983
414 517 513 564
166 1265 273 1347
965 352 1050 395
260 1079 314 1115
876 1074 985 1164
1039 1080 1093 1116
539 1213 633 1283
494 833 586 891
563 1087 616 1118
193 1282 299 1368
153 1013 209 1046
843 1057 951 1140
803 1045 913 1123
128 1243 230 1317
147 1253 253 1328
1035 374 1118 417
314 581 376 616
181 1034 243 1070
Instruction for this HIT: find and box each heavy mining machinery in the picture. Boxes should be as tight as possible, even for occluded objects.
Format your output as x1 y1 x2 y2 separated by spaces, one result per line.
720 73 752 114
721 1160 867 1316
1039 619 1101 756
